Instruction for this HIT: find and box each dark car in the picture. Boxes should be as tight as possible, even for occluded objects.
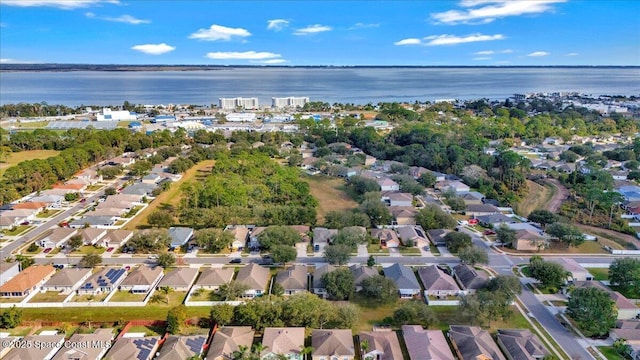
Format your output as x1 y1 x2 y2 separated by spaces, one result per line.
229 258 242 264
483 229 496 235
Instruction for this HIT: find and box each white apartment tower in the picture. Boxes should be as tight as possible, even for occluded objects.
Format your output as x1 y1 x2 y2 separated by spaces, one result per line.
218 97 259 110
272 97 309 109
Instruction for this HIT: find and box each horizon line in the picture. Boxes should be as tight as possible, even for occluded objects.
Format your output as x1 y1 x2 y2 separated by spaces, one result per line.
1 63 639 68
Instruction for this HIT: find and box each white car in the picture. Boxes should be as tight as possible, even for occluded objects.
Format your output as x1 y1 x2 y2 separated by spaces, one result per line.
147 254 158 260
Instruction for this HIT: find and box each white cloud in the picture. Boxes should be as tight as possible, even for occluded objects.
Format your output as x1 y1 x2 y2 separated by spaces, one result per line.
474 50 494 55
205 51 281 60
565 52 579 56
255 59 288 64
0 58 38 63
430 0 566 25
424 33 505 46
189 24 251 41
473 57 492 60
527 51 550 57
85 12 149 24
0 0 117 9
267 19 289 31
131 43 175 55
293 24 332 35
394 38 422 46
349 22 380 30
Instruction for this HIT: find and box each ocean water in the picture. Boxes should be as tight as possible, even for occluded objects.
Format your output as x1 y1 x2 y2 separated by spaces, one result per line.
1 67 639 106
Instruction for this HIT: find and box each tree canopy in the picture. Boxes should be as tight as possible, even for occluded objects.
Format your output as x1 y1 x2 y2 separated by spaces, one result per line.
566 287 617 337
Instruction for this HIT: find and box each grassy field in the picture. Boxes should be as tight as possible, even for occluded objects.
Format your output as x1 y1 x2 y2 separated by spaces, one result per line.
597 346 625 360
124 160 216 230
20 306 211 323
514 180 555 217
28 291 68 303
0 149 60 178
109 291 146 302
509 240 608 255
586 267 610 281
303 175 358 224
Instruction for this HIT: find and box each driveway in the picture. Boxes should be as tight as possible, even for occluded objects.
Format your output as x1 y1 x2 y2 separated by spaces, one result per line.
357 244 368 257
296 243 308 258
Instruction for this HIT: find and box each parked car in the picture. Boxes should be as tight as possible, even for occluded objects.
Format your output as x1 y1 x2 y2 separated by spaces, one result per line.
20 221 30 226
44 248 52 253
483 229 496 235
229 258 242 264
106 247 114 252
147 254 158 260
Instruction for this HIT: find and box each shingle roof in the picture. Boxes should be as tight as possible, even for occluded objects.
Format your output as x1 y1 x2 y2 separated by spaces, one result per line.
349 265 378 286
207 326 255 359
497 329 549 360
402 326 455 360
158 267 199 288
156 335 207 360
276 265 308 291
312 329 354 357
44 268 92 288
236 263 270 291
359 330 403 360
383 263 420 291
0 265 55 294
418 265 460 292
449 325 506 360
195 267 234 287
453 264 488 290
120 266 163 287
3 334 65 360
261 327 305 357
313 264 337 289
52 328 115 360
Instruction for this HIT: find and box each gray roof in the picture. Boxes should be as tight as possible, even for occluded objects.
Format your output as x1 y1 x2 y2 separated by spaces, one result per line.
104 336 160 360
156 335 207 360
453 264 488 290
402 326 455 360
168 227 194 247
312 264 337 289
70 216 115 227
449 326 506 360
383 263 420 291
276 265 308 291
121 182 156 196
313 227 338 245
120 266 163 287
158 267 199 288
397 226 428 243
426 229 452 244
52 328 115 360
465 204 500 214
195 267 234 287
418 265 460 292
359 330 403 360
207 326 255 360
236 263 271 291
3 335 65 360
312 329 355 357
476 213 517 225
349 265 378 286
44 268 92 288
497 329 549 360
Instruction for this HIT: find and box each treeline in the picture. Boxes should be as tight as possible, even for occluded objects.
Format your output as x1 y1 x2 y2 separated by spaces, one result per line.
179 151 317 227
0 102 77 118
0 128 191 205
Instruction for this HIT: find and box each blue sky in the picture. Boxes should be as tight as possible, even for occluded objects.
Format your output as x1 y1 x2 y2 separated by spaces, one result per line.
1 0 639 65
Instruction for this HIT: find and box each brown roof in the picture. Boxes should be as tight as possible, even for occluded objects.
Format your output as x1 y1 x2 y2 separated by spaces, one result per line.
207 326 255 359
261 327 305 357
359 330 403 360
53 183 85 190
449 325 506 360
312 329 355 357
0 265 56 294
275 265 308 291
195 267 234 287
11 202 48 210
402 326 455 360
120 266 163 287
236 264 270 291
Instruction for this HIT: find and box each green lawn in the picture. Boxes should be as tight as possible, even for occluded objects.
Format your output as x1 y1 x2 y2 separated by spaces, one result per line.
521 266 533 277
127 324 164 336
0 296 24 303
367 244 390 255
73 245 106 255
0 149 60 178
148 291 187 306
36 209 62 218
586 268 610 281
28 291 67 303
20 306 211 323
85 184 104 191
71 293 108 303
2 225 33 236
399 247 421 255
109 291 146 302
597 346 625 360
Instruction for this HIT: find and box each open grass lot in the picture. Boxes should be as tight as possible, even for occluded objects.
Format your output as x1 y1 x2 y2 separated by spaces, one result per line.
36 209 62 218
514 180 555 217
0 149 60 178
73 245 106 255
20 306 211 323
2 225 34 236
399 247 421 255
109 291 147 302
586 267 610 281
124 159 216 230
509 240 608 255
28 291 67 303
85 184 104 191
598 346 625 360
303 175 358 224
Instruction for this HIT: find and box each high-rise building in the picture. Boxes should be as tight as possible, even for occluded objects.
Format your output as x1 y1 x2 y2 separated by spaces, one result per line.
271 97 309 109
218 97 259 110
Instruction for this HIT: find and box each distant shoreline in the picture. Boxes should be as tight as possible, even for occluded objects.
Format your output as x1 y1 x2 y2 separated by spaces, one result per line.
1 64 639 72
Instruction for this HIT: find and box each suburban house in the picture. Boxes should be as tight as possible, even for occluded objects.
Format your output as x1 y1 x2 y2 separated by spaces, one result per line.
76 267 127 295
0 262 21 286
104 336 160 360
402 325 455 360
312 264 337 298
100 229 134 248
570 281 640 320
207 326 255 360
448 325 506 360
193 267 235 291
549 258 593 282
52 328 115 360
69 215 117 229
248 226 267 250
359 330 403 360
390 206 417 225
236 263 271 298
476 214 518 228
227 226 250 251
384 192 413 207
396 225 429 248
10 201 48 213
610 320 640 360
156 335 207 360
371 228 401 248
377 178 400 192
453 264 489 293
29 194 64 208
76 228 107 246
0 264 56 297
465 204 500 217
119 266 164 294
418 265 461 298
157 267 199 292
261 327 306 360
53 182 87 192
435 180 470 193
496 329 550 360
37 228 77 249
311 329 355 360
349 265 379 292
512 229 548 251
2 334 65 360
276 265 309 296
313 227 338 253
460 192 485 205
168 227 194 249
41 268 92 295
142 173 163 185
121 182 156 197
383 263 421 298
76 168 103 184
426 229 452 247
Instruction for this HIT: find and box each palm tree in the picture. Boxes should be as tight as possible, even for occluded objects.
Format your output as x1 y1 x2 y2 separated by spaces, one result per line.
299 345 313 360
251 343 267 358
233 345 250 360
360 339 369 359
157 286 174 305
